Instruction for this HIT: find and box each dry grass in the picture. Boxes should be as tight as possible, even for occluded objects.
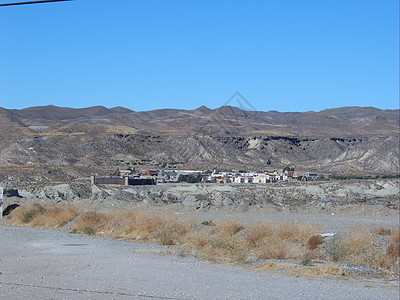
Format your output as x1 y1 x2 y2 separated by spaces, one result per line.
190 233 211 248
387 231 400 263
253 262 343 278
245 222 317 260
245 221 272 248
114 210 165 239
72 210 197 246
215 219 244 236
370 226 391 236
299 265 344 277
30 206 80 228
277 222 316 245
151 216 196 245
256 237 295 260
330 229 400 270
73 211 112 235
6 204 79 229
6 203 400 275
199 235 246 263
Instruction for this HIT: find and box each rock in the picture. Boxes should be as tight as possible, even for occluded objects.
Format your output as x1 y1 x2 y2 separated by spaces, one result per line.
182 195 200 207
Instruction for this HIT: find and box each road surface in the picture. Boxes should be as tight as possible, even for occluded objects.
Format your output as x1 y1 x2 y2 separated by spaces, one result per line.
0 225 398 299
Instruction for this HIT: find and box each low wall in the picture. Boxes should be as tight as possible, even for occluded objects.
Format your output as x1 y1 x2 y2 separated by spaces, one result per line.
92 177 155 186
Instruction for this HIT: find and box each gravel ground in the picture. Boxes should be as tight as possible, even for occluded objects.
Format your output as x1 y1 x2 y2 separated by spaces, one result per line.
0 225 399 300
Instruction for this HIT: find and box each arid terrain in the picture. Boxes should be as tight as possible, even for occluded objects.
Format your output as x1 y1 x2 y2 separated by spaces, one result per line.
1 105 399 299
0 225 399 300
2 179 399 277
0 105 399 182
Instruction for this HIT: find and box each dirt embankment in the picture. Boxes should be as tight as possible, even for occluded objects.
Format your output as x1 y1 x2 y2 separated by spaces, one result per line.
3 179 399 211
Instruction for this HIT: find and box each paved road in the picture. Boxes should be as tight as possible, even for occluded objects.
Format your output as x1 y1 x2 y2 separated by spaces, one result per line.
0 225 398 299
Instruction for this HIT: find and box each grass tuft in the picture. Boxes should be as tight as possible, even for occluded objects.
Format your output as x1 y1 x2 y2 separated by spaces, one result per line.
387 231 400 262
216 219 244 236
325 235 349 262
6 204 79 228
73 211 111 235
5 203 399 275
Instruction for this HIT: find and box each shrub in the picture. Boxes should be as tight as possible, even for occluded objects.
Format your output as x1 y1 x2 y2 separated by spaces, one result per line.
301 251 316 266
371 226 391 236
387 231 400 262
73 211 111 235
216 219 244 236
201 220 214 226
277 222 316 244
200 235 245 263
307 235 324 250
191 233 210 248
245 221 272 248
83 227 95 235
7 204 79 228
325 235 349 262
22 204 44 223
30 206 79 228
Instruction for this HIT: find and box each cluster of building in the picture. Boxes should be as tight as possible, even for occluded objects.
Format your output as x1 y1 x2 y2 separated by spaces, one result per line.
202 170 323 184
91 168 324 186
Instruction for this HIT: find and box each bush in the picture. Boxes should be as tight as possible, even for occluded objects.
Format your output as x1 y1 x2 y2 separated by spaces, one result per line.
307 235 324 250
216 219 244 236
301 251 316 266
73 211 111 235
21 204 44 223
201 220 215 226
83 227 95 235
387 231 400 262
371 226 391 236
245 222 272 248
325 235 349 262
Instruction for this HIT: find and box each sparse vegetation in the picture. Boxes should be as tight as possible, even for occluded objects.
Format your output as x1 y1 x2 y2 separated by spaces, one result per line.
301 251 316 266
83 227 95 235
201 220 215 226
371 226 391 236
387 231 400 263
6 204 79 228
307 235 324 250
330 174 400 180
6 204 400 276
325 235 349 262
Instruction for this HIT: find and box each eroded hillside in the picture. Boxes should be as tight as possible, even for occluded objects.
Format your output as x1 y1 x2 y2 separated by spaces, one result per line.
0 105 398 180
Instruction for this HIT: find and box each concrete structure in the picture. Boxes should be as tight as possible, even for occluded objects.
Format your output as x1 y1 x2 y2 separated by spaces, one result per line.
91 175 156 186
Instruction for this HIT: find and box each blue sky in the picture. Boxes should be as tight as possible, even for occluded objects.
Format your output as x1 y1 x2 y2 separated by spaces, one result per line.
0 0 398 112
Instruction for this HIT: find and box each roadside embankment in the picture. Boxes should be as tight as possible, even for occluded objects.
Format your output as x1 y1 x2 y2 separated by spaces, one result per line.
3 179 399 211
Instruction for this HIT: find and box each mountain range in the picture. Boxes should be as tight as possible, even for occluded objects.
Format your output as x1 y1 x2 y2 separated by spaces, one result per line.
0 105 398 182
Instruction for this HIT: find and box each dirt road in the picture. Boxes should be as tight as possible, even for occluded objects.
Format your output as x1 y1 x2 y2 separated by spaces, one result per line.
0 225 398 300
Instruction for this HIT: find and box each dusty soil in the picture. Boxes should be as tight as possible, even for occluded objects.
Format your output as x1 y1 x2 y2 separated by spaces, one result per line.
0 225 399 300
1 180 399 299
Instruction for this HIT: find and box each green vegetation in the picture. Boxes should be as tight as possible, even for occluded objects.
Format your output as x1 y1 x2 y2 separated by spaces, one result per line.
325 235 349 262
178 173 202 183
83 227 95 235
283 166 295 172
21 204 44 223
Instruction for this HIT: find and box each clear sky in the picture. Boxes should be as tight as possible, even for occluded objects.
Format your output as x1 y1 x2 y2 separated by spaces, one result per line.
0 0 398 112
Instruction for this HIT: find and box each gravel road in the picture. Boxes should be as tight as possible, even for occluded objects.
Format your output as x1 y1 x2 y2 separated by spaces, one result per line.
0 225 398 300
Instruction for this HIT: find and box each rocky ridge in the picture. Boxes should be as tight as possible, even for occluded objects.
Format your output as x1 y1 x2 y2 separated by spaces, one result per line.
4 179 399 211
0 105 399 180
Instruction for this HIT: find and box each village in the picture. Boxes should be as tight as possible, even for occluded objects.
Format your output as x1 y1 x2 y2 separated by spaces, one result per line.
91 168 325 186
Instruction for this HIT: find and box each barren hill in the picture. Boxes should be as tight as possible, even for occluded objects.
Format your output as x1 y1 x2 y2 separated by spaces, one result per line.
0 105 398 181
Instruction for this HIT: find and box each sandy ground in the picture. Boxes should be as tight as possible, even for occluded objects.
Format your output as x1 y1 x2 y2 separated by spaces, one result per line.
0 225 399 300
